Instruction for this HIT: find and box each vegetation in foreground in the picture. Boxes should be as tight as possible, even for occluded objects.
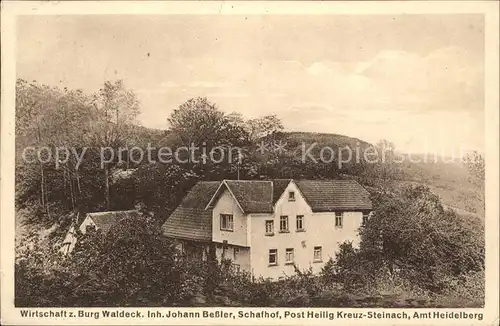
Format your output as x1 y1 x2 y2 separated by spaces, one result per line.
15 185 484 308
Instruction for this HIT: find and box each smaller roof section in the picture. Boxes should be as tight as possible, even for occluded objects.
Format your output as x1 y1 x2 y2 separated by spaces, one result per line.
86 210 140 234
271 179 293 204
162 181 221 242
224 180 274 214
206 180 277 214
295 179 372 212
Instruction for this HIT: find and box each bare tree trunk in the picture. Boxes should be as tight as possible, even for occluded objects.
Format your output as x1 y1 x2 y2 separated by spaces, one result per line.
76 170 82 194
63 166 67 189
45 191 51 218
69 167 75 210
39 162 45 206
70 155 82 196
105 165 110 210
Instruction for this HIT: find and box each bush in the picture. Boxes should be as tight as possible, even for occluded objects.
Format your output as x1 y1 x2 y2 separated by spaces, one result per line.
359 185 484 293
15 216 191 307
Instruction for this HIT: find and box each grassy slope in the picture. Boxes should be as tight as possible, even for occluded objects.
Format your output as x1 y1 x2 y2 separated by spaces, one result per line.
397 155 484 217
284 132 484 218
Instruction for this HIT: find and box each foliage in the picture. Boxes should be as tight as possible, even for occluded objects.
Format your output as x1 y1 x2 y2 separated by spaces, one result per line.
15 81 484 308
15 216 191 307
15 79 143 226
462 151 485 180
359 184 484 292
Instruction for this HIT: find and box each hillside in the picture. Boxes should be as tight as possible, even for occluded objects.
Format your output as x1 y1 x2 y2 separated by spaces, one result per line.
285 131 372 149
282 132 483 218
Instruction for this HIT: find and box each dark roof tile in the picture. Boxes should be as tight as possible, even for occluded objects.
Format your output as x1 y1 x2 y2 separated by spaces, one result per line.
295 179 372 211
162 181 220 241
225 180 273 213
87 210 140 234
271 179 292 204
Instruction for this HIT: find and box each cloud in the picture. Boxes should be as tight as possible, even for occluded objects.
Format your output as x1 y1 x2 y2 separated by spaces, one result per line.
188 81 229 88
207 92 249 98
160 81 178 88
306 61 345 76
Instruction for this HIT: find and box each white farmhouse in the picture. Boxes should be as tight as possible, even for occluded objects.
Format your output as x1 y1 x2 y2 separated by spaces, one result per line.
162 179 372 279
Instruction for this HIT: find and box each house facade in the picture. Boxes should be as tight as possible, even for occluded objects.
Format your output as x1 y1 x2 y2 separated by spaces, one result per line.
162 179 372 280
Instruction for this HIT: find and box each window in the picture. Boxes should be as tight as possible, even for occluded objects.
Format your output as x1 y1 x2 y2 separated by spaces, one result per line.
288 191 295 201
313 246 322 262
335 212 343 228
265 220 274 235
280 216 289 232
269 249 278 266
296 215 304 231
285 248 294 264
362 212 370 225
220 214 234 231
234 247 239 260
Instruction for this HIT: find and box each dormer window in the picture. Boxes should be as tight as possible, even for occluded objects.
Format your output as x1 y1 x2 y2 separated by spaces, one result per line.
288 191 295 201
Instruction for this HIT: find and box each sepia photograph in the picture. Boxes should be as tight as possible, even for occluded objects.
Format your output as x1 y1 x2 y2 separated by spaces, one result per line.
1 1 499 325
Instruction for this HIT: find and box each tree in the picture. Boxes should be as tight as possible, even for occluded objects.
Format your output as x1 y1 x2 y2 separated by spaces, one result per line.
86 80 140 210
15 79 96 225
168 97 249 148
246 114 284 142
359 185 484 292
167 97 251 170
463 151 485 180
133 163 198 223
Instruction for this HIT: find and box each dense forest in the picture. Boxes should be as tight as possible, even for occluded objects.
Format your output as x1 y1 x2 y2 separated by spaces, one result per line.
15 79 485 307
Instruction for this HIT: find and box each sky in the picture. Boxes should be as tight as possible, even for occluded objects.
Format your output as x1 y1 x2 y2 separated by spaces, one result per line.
17 14 485 154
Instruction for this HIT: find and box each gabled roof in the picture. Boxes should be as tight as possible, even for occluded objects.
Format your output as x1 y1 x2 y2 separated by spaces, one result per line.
224 180 274 214
86 210 140 234
295 180 372 211
205 179 294 214
162 181 220 241
271 179 292 204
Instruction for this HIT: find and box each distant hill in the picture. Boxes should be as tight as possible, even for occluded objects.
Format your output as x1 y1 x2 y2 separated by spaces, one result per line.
285 131 372 150
282 131 483 217
398 157 484 217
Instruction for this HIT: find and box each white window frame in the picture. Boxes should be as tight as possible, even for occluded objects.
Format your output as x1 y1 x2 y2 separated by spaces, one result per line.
265 220 274 235
313 246 322 262
220 214 234 231
269 249 278 266
288 191 295 201
296 215 304 231
335 212 343 228
280 216 289 232
285 248 294 264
